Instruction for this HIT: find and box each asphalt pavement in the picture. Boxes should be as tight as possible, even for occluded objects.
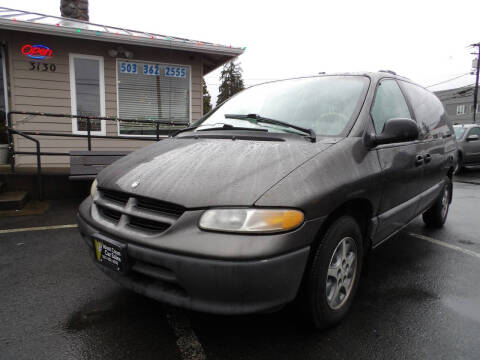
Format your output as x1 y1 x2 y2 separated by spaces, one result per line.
1 182 479 360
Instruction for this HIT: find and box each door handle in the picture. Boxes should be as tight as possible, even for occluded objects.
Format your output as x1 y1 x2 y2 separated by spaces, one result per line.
424 153 431 163
415 154 424 166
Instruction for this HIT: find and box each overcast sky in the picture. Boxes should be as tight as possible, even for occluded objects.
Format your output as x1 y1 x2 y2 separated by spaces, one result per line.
4 0 480 103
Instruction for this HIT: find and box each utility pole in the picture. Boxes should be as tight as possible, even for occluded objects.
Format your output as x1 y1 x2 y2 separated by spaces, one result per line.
472 42 480 123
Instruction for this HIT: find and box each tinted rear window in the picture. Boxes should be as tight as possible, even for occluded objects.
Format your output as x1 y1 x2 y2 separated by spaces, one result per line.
399 81 445 135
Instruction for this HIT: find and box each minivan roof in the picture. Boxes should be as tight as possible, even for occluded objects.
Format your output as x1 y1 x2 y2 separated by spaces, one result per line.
247 72 413 90
318 71 411 81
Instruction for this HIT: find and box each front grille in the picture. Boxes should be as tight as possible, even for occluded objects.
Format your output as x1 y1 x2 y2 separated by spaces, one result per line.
99 206 122 222
129 215 170 232
93 188 185 234
136 196 185 216
101 188 130 205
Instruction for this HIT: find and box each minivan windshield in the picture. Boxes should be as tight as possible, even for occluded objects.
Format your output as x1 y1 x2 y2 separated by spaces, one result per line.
453 125 466 139
198 76 369 137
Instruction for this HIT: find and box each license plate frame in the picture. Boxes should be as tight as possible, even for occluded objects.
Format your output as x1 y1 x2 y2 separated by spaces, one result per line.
92 234 127 273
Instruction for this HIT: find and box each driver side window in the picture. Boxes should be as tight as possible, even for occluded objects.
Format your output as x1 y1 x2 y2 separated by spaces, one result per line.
371 80 411 134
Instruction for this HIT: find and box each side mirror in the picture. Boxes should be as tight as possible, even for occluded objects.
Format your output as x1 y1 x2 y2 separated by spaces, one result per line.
364 118 419 148
466 134 479 142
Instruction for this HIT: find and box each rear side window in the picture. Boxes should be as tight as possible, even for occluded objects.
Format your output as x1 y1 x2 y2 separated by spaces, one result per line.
371 80 411 134
399 81 445 135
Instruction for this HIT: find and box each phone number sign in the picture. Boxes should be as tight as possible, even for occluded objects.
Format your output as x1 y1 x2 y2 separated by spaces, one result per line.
120 62 186 78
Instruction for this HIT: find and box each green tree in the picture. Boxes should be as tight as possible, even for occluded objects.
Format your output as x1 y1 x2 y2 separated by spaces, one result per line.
216 61 245 106
202 79 212 115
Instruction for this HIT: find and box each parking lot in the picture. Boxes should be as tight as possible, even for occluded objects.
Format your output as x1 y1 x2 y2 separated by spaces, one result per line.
1 179 480 360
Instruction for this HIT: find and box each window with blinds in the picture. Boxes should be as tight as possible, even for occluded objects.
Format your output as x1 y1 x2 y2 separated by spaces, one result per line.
117 60 191 135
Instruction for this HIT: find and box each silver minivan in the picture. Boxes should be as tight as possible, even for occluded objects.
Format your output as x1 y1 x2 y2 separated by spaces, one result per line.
453 124 480 173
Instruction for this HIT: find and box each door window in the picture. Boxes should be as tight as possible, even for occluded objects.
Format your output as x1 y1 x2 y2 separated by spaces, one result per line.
69 54 105 134
468 127 480 137
371 80 411 134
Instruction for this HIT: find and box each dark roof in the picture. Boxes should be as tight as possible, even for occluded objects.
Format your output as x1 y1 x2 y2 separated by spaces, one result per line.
434 85 475 101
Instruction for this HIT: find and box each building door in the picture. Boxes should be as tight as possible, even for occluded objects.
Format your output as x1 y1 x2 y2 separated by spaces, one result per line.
0 45 8 120
0 45 9 148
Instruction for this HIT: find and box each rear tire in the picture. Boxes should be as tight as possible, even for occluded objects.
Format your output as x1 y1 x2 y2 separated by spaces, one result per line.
454 153 463 175
303 216 363 330
422 179 451 228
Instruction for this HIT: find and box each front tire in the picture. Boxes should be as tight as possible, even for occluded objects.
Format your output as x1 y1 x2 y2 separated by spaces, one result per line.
422 179 451 228
304 216 363 330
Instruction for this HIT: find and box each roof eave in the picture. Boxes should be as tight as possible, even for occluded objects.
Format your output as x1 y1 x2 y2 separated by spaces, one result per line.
0 20 244 57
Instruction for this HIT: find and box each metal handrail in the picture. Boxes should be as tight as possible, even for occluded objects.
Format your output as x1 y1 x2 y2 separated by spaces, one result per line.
7 127 43 200
8 111 189 145
5 110 191 199
8 110 190 124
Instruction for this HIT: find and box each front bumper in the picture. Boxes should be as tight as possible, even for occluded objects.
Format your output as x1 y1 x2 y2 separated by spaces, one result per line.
77 198 325 314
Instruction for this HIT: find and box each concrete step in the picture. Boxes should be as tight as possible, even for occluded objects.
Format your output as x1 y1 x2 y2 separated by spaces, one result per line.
0 191 28 211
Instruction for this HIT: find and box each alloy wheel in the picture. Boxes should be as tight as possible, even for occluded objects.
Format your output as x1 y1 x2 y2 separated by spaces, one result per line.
326 237 357 310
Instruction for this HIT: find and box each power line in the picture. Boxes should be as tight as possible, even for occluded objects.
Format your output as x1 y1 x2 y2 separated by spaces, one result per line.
425 73 472 88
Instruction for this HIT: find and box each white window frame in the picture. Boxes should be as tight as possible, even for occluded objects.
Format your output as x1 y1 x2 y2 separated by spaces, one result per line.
115 58 192 138
69 53 106 135
471 104 480 114
456 104 466 116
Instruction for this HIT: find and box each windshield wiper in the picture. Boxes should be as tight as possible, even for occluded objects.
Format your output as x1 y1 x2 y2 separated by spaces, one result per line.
196 123 268 132
170 122 268 137
224 113 316 142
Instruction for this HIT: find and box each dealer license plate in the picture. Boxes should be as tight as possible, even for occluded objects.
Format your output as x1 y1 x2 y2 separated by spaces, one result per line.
93 236 126 272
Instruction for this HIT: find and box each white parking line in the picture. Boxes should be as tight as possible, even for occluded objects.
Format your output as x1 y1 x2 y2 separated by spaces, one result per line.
409 233 480 260
0 224 78 234
163 305 206 360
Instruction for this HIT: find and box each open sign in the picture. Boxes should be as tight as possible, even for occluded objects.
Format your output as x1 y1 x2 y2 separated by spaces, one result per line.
21 44 53 60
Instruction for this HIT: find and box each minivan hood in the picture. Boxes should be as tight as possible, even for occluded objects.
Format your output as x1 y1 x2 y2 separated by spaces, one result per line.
97 136 334 208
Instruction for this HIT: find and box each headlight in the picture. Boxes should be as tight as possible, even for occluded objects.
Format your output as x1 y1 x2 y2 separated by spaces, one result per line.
90 179 97 198
199 208 304 233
